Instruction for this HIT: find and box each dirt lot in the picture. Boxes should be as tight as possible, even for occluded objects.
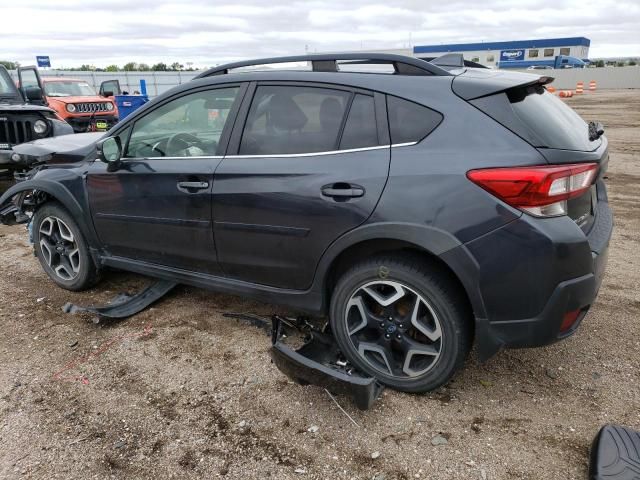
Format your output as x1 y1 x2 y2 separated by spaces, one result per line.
1 90 639 480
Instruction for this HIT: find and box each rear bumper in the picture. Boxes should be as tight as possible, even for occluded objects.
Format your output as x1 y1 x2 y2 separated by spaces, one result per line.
466 194 612 359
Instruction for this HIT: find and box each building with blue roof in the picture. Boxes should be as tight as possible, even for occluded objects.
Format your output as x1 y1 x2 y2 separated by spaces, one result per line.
412 37 590 69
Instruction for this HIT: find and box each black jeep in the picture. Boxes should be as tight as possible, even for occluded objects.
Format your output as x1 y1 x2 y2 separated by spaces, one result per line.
0 64 73 187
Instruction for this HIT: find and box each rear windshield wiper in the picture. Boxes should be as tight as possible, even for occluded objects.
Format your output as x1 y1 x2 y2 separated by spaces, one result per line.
589 121 605 141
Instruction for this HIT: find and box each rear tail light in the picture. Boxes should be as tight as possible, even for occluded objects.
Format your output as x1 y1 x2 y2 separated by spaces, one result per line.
467 163 598 217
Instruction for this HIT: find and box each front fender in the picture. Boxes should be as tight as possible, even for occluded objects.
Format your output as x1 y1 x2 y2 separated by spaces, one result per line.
0 172 98 248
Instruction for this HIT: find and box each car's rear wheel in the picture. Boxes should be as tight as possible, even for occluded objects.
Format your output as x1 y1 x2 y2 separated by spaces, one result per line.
33 203 99 291
329 254 471 392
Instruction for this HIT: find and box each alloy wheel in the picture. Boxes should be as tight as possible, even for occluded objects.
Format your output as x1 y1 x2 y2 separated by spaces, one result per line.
38 216 81 281
344 280 443 378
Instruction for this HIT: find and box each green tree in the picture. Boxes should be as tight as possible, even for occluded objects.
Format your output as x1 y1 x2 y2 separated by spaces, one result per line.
123 62 138 71
138 63 150 71
105 64 119 72
595 60 605 68
629 60 637 66
151 62 168 71
170 62 184 71
0 60 19 70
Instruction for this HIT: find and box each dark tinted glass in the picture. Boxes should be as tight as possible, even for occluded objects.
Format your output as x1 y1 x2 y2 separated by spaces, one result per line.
387 96 443 144
240 86 350 155
508 86 596 151
340 94 378 150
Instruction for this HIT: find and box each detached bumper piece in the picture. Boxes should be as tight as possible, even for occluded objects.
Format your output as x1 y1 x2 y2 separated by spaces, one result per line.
63 279 177 321
0 203 18 225
270 316 384 411
590 424 640 479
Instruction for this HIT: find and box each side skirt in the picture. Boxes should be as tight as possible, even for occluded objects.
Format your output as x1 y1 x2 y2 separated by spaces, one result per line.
100 255 325 315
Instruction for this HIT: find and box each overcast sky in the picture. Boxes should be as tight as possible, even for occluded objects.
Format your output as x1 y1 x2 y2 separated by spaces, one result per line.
2 0 639 68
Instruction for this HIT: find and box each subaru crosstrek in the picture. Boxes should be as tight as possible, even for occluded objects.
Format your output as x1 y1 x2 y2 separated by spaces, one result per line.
0 54 612 392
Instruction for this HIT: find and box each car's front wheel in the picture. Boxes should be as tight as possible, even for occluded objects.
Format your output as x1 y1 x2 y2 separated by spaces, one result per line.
329 254 472 393
32 202 99 291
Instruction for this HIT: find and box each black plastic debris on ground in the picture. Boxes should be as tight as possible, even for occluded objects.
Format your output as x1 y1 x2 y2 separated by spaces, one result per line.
62 279 177 322
270 315 384 411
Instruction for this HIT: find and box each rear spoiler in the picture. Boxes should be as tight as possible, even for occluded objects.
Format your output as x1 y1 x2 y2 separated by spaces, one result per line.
452 69 555 100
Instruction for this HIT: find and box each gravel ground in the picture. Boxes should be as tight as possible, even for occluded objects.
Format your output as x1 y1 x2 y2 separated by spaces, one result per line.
0 90 638 480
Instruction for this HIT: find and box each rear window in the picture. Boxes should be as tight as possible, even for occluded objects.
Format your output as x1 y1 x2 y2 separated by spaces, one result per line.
386 96 443 145
240 85 350 155
472 85 599 152
507 85 596 151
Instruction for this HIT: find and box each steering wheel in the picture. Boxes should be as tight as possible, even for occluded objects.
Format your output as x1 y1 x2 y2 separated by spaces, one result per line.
166 132 204 156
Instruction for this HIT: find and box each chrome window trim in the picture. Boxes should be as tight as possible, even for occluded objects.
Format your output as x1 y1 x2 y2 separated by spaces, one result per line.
225 142 416 159
103 142 418 162
117 155 224 161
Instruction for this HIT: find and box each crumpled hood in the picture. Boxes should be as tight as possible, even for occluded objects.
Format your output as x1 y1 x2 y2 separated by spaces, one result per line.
12 131 104 165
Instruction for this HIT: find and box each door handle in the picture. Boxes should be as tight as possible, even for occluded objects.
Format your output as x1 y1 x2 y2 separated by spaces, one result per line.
321 184 365 198
177 181 209 192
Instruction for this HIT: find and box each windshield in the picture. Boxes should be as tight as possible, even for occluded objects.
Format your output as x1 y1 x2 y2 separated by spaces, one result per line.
44 80 96 97
0 68 20 98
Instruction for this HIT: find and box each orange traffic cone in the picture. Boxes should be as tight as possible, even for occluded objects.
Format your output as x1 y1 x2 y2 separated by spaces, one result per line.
547 86 556 93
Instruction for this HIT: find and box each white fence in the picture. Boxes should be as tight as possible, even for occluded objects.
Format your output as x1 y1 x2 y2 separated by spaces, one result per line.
514 65 640 89
8 70 202 98
9 65 640 97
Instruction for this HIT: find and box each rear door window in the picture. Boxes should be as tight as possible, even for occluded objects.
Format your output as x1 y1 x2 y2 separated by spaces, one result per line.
386 96 443 145
339 94 378 150
239 85 350 155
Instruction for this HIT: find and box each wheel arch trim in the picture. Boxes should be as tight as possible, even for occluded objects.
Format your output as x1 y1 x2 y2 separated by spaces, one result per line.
0 177 99 248
311 222 487 320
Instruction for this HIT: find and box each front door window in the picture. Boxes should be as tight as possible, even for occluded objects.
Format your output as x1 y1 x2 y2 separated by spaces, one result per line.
126 86 239 158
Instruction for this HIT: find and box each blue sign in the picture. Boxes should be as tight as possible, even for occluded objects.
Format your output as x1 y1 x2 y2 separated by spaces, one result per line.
36 56 51 68
499 50 524 62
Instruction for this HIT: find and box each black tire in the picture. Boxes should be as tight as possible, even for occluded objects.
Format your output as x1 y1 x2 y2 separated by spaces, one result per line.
32 202 100 291
329 254 472 393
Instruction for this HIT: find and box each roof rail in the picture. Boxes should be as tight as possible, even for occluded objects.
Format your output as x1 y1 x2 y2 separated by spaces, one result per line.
195 53 452 79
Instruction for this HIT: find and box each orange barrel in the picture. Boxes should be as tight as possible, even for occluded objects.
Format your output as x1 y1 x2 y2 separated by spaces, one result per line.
547 86 556 93
589 80 597 92
576 81 584 94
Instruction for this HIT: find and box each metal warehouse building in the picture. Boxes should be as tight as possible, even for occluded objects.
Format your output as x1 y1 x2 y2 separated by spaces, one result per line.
412 37 591 69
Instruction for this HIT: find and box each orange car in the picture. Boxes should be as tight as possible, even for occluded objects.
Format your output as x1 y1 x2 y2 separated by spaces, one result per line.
17 66 119 133
42 77 119 133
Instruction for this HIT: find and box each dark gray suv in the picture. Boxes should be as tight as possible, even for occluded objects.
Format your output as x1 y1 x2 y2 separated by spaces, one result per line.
0 54 612 392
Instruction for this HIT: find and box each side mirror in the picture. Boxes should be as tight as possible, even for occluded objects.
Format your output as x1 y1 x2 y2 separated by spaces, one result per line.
97 136 122 167
101 90 114 98
24 86 44 102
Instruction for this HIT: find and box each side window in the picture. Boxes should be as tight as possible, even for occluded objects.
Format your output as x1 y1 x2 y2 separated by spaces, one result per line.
239 85 350 155
125 86 239 158
544 48 555 57
559 47 570 56
339 94 378 150
386 96 443 145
